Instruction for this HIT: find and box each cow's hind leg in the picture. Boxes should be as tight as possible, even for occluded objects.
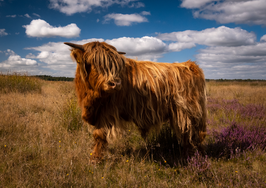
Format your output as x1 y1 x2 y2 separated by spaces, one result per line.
181 132 195 158
90 128 107 164
182 126 206 159
169 116 196 160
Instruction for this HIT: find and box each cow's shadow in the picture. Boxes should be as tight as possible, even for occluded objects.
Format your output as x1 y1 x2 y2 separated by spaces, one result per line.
107 126 189 167
106 124 252 167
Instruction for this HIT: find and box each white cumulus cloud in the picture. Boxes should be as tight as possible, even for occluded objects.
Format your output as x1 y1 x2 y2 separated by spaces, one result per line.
104 12 149 26
168 42 196 52
106 36 167 60
11 26 266 79
49 0 144 15
27 37 167 67
181 0 266 25
158 25 266 79
197 43 266 64
197 43 266 79
23 19 81 38
0 49 39 74
25 38 104 76
260 35 266 42
1 36 163 76
195 37 266 79
24 36 167 76
157 26 256 47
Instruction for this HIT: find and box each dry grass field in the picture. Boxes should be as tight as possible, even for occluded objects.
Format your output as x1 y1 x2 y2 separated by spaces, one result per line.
0 74 266 187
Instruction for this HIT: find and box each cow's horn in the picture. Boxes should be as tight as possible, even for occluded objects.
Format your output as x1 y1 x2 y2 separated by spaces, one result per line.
64 42 84 51
118 51 126 55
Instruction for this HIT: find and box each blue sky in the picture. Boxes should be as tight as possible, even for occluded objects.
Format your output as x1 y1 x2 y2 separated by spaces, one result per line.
0 0 266 79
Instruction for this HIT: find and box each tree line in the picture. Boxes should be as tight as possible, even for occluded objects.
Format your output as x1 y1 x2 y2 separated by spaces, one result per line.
33 75 74 81
33 75 265 82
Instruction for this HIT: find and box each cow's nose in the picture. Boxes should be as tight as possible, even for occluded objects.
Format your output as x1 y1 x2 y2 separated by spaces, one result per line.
108 81 117 89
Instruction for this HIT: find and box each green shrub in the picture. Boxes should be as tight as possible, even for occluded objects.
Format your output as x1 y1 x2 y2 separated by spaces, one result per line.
0 72 42 93
60 94 83 131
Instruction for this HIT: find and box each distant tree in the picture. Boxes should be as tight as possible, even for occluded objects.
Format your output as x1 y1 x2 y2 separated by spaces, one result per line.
32 75 74 81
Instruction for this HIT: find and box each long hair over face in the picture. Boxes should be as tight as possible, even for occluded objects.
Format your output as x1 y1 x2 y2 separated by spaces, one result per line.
71 42 126 94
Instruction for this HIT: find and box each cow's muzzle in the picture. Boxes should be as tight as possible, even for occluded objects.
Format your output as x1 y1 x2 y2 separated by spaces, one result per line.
107 79 122 91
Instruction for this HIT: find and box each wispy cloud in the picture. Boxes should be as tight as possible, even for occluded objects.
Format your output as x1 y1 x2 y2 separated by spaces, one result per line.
33 13 41 17
180 0 215 9
6 13 41 19
129 1 144 8
23 19 81 38
24 14 31 18
0 29 8 36
6 15 16 18
181 0 266 25
140 11 150 16
104 11 150 26
49 0 144 15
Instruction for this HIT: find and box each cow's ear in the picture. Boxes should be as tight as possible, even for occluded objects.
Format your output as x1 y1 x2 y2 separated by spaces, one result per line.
71 49 84 64
70 50 90 81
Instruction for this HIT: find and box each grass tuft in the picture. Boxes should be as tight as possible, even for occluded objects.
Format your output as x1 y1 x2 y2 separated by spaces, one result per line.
60 93 83 131
0 72 42 93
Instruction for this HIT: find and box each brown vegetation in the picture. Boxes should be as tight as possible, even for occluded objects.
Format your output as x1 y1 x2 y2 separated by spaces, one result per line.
0 74 266 187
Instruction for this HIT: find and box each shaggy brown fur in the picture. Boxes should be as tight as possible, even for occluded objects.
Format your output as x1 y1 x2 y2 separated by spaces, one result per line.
66 41 207 163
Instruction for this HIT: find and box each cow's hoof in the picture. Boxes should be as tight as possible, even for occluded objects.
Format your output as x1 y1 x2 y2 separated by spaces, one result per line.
90 158 101 165
90 159 97 165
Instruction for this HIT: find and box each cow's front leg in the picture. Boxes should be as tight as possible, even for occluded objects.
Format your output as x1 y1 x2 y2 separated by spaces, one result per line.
81 92 100 125
82 104 96 125
90 128 107 164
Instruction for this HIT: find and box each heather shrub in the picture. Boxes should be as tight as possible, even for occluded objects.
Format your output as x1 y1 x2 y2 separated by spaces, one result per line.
239 103 266 119
186 151 212 182
207 98 266 120
0 72 42 93
207 122 266 158
221 99 266 120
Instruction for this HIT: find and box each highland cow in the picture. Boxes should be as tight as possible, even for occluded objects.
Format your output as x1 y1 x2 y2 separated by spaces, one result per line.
65 41 207 163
